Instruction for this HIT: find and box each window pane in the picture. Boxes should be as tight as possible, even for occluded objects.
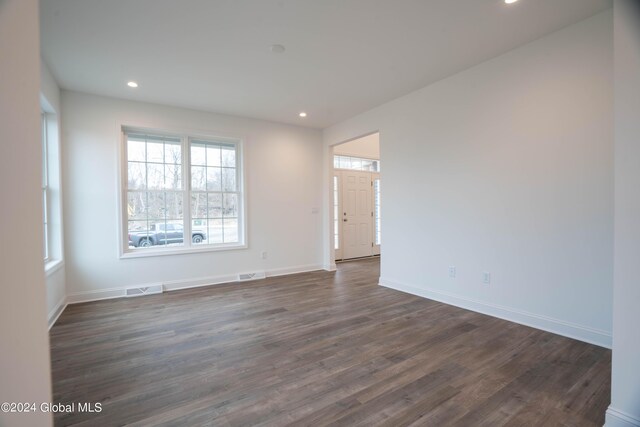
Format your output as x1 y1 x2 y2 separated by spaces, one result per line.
191 143 206 166
128 162 146 189
165 164 182 190
223 193 238 217
43 190 49 259
206 146 221 167
165 142 182 164
147 163 164 190
351 158 362 170
191 193 207 218
128 220 148 232
222 168 236 192
333 176 339 250
191 166 206 191
147 141 164 163
206 167 222 191
207 193 223 218
221 148 236 167
333 155 380 172
339 156 350 169
164 192 184 220
146 192 167 220
223 218 238 243
127 139 146 162
127 191 184 249
127 192 148 220
192 224 207 245
208 219 223 244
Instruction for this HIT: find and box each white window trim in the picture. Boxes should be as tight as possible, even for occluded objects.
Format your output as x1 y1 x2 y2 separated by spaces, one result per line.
45 259 65 276
42 113 50 263
117 125 248 259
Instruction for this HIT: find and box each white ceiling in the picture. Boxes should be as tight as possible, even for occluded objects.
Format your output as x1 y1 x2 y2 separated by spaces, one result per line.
40 0 612 129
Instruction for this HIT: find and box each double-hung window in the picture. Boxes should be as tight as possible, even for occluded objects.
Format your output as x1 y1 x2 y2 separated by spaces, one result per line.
122 128 245 256
42 113 50 261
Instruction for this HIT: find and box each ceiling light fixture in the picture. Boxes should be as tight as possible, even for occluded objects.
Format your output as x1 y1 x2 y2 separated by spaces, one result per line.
299 112 307 118
127 81 139 88
504 0 518 4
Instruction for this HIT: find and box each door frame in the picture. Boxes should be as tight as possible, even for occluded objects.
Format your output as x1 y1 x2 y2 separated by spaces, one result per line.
325 130 381 270
332 156 380 261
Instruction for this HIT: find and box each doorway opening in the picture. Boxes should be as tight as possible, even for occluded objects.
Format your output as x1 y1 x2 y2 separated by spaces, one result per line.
332 133 380 261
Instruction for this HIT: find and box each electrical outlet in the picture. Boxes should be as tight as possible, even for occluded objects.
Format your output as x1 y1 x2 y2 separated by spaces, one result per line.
448 266 456 278
483 272 491 284
261 251 268 260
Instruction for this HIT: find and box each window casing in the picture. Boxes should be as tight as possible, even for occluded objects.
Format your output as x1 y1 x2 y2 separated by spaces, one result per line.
121 128 245 257
42 113 50 261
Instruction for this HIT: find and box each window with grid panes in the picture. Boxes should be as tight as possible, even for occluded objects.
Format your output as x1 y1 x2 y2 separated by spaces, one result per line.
123 129 244 255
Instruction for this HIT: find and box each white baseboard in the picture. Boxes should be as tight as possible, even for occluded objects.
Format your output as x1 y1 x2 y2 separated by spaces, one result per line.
379 277 612 349
267 264 324 277
323 263 337 272
162 274 238 292
66 264 324 304
48 296 68 329
606 407 640 427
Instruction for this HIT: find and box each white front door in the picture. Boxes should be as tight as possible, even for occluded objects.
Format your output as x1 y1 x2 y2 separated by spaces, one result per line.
341 170 373 259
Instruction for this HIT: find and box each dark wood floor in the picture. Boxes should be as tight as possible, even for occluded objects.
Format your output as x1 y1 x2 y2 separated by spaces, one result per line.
50 258 611 426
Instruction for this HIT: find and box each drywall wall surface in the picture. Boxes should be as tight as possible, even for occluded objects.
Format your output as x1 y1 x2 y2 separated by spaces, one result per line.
0 0 54 425
325 10 614 347
606 1 640 426
334 133 380 159
62 92 324 297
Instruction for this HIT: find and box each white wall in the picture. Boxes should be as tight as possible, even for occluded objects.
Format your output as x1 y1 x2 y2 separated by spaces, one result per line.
324 10 614 347
41 60 67 328
62 92 324 299
607 1 640 426
0 0 53 426
334 133 380 159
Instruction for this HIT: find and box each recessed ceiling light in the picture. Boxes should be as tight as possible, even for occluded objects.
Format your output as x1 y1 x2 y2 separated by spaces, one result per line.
299 112 307 118
270 44 286 54
504 0 518 4
127 81 138 88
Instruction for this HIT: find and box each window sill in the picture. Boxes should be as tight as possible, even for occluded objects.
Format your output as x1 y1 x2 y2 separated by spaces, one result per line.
120 243 248 259
45 259 64 276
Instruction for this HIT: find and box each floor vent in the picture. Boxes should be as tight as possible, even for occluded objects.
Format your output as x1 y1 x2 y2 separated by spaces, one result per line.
237 271 266 281
125 284 163 297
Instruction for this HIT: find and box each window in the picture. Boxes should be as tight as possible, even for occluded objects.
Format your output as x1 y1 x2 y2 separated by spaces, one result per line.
41 107 63 272
42 113 50 261
190 140 240 245
333 155 380 172
122 129 244 256
333 175 339 250
374 178 381 245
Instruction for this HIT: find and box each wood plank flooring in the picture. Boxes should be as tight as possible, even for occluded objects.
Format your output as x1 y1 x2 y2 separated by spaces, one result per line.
50 258 611 426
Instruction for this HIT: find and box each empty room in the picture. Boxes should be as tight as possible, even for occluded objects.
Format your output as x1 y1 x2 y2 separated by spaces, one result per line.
1 0 639 426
